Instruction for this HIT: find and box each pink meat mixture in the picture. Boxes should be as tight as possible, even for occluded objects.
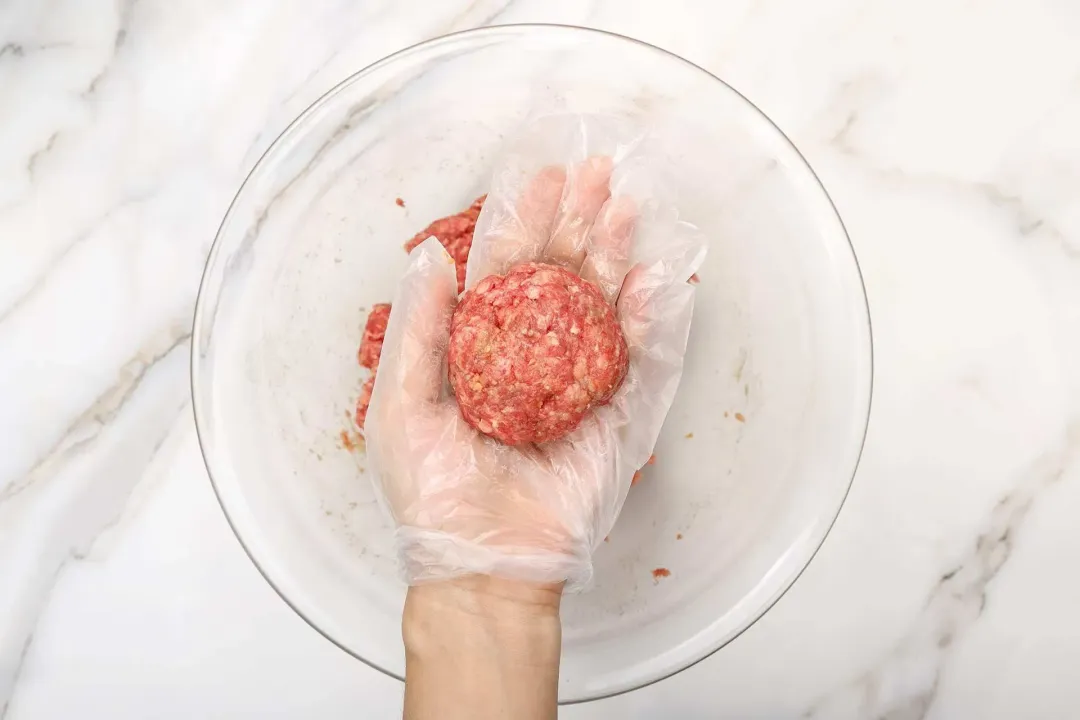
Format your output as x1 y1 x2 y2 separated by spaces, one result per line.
447 262 628 445
403 195 486 295
357 303 391 371
353 303 391 429
354 197 485 431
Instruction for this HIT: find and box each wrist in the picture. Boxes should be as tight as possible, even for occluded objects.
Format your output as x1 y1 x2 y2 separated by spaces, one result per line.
403 575 562 652
401 578 561 716
408 574 562 613
402 576 563 720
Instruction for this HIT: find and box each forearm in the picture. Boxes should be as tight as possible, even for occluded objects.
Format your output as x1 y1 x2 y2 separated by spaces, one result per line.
402 576 563 720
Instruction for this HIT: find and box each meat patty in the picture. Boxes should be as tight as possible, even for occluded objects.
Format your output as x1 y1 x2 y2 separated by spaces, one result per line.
448 262 628 445
404 195 485 294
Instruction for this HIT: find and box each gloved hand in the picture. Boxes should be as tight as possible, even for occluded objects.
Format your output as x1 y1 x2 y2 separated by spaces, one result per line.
366 118 705 590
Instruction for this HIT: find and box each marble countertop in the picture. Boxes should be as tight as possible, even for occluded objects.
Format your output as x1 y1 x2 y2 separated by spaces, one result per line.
3 1 1080 718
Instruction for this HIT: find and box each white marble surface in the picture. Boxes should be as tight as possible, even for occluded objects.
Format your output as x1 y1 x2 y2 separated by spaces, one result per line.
2 0 1080 717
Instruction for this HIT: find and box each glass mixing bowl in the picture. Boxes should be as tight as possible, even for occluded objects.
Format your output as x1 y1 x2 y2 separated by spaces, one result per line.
192 25 872 703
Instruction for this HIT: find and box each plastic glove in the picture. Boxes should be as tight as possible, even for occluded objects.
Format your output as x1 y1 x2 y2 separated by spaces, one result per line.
366 116 706 590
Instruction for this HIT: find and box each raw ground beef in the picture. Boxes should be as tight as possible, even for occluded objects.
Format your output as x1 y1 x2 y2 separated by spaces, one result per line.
447 262 628 445
354 376 375 428
358 303 391 370
354 304 391 428
403 195 486 294
354 198 486 431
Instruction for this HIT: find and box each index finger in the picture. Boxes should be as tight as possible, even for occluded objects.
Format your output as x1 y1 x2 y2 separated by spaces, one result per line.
464 165 567 289
372 238 458 413
542 156 613 270
366 238 459 516
578 195 637 305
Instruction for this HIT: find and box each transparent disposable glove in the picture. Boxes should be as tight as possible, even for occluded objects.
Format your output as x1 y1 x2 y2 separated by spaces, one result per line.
366 116 705 590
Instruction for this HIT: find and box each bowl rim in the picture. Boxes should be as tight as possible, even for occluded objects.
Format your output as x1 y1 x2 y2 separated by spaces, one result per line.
191 22 874 705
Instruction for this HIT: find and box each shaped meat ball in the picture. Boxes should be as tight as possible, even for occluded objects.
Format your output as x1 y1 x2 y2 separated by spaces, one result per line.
448 262 628 445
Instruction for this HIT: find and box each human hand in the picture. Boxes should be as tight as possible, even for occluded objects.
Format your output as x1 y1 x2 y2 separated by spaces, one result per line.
367 122 705 589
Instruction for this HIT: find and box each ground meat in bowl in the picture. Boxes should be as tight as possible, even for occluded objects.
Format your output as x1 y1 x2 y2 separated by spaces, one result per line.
358 303 391 370
404 195 485 294
448 262 628 445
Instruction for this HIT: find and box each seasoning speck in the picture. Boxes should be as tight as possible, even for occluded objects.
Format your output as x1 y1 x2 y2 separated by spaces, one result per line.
734 412 746 423
676 533 683 540
340 429 364 452
631 470 643 486
646 454 657 465
685 432 694 439
395 197 405 207
688 273 700 284
652 567 671 580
